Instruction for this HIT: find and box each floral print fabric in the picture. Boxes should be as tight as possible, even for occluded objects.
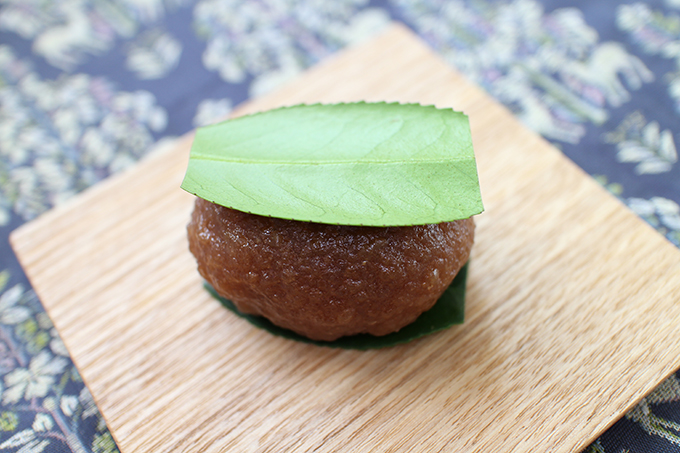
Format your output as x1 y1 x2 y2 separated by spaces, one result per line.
0 0 678 451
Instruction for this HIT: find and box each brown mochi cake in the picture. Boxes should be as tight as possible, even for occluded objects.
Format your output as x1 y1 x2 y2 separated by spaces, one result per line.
187 198 474 341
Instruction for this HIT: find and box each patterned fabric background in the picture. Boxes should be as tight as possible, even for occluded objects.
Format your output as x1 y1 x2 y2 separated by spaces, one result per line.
0 0 679 451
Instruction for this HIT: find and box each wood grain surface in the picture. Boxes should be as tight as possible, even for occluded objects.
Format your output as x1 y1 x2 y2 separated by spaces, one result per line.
10 24 680 452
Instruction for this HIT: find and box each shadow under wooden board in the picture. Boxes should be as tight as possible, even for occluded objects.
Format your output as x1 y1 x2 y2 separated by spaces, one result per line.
10 23 680 452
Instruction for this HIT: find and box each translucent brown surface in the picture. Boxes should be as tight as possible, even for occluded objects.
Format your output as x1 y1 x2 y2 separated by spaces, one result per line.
187 198 475 341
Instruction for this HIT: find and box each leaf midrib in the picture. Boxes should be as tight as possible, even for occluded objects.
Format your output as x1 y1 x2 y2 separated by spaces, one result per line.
189 154 472 165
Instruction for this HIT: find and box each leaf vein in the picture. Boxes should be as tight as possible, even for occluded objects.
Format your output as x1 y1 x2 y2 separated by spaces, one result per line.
189 155 471 165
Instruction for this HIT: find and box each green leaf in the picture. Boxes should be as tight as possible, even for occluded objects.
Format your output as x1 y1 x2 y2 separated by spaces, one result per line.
182 102 483 226
205 262 468 349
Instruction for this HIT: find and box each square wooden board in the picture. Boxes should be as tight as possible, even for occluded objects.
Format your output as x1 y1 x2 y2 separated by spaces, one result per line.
11 24 680 452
